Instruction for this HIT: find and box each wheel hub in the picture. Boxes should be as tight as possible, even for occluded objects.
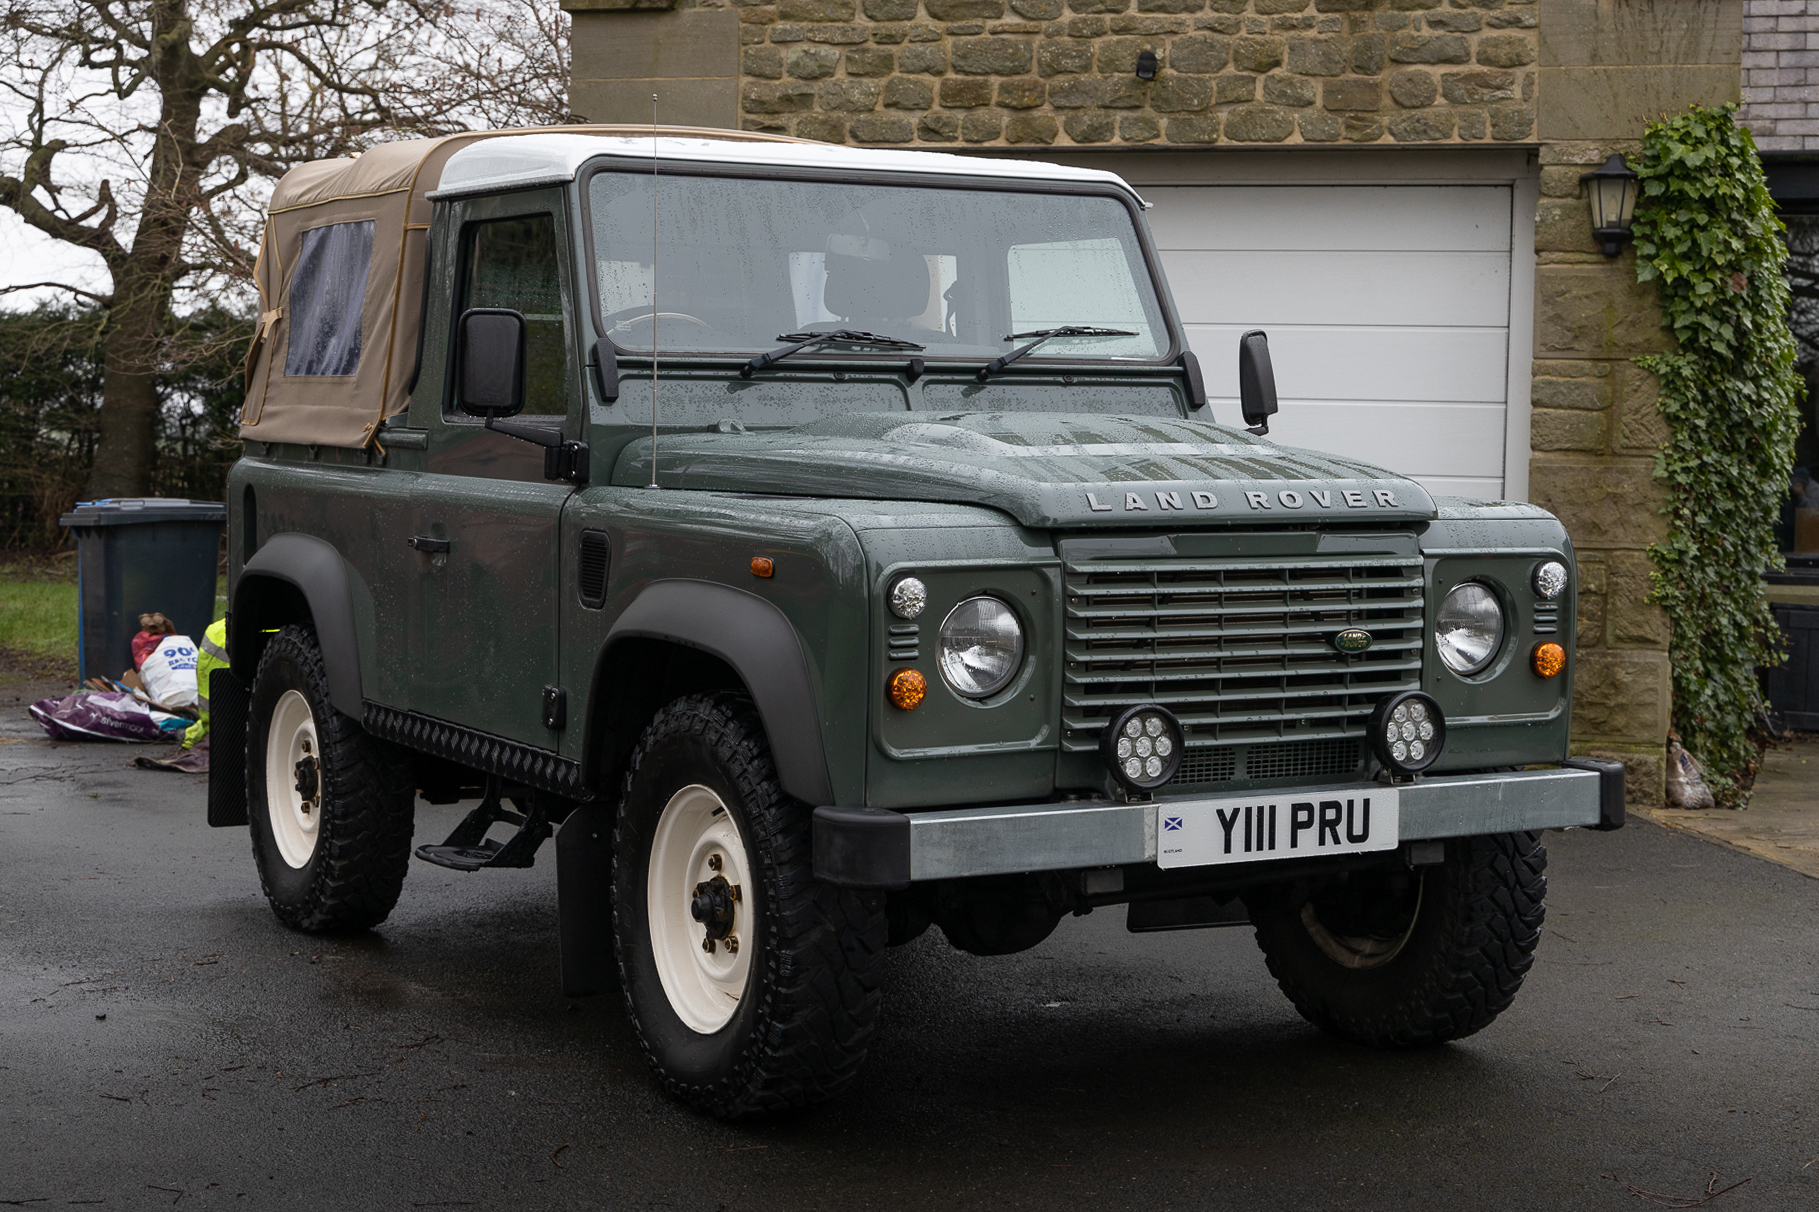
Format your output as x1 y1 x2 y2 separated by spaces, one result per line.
293 747 320 815
690 874 738 941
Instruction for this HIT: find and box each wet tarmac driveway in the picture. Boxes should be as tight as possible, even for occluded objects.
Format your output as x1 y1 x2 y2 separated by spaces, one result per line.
2 718 1816 1210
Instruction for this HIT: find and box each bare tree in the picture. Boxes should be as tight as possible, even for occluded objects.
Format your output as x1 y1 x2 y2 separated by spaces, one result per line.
0 0 570 498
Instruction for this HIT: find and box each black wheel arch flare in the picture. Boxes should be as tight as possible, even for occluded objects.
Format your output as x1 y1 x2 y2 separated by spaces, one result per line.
586 579 835 807
231 532 366 719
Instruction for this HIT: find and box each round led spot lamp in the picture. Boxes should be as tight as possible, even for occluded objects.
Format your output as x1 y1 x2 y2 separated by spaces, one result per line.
887 667 927 710
889 576 927 620
1368 690 1446 776
1099 704 1184 793
1532 560 1569 600
1532 641 1567 679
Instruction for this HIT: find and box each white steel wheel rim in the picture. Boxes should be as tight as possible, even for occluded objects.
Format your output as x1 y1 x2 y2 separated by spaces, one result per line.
647 784 754 1034
1301 873 1425 971
266 690 322 870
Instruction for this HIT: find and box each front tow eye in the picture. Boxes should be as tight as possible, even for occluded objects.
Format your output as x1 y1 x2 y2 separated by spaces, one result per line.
691 874 740 953
294 748 320 815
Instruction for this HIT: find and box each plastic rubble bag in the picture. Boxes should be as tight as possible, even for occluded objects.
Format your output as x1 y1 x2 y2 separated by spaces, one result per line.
138 633 200 708
29 690 186 743
1666 737 1716 810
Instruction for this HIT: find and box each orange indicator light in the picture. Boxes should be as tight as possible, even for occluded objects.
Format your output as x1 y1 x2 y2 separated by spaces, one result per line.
887 668 927 710
750 556 774 578
1532 642 1566 679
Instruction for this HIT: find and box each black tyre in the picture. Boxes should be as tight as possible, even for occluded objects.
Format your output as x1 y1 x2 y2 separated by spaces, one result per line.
613 692 886 1118
247 624 414 932
1244 832 1547 1048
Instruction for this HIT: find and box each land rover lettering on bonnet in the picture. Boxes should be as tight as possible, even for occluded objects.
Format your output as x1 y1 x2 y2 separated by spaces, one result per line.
211 127 1622 1119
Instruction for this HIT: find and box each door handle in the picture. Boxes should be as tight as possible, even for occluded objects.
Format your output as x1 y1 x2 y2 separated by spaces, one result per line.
407 535 451 553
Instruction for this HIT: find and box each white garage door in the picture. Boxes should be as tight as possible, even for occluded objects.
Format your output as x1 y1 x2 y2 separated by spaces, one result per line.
1146 184 1517 500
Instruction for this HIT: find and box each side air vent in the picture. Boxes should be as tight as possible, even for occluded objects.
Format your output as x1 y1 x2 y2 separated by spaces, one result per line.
578 530 611 608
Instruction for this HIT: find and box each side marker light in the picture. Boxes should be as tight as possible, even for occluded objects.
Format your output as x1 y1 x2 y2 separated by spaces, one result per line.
1532 642 1566 679
750 556 774 578
887 668 927 710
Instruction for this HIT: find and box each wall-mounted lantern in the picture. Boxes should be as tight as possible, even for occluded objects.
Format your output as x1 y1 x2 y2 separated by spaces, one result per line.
1580 153 1640 256
1135 50 1158 81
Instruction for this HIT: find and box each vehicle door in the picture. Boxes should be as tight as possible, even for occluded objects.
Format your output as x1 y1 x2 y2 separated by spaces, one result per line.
409 187 582 745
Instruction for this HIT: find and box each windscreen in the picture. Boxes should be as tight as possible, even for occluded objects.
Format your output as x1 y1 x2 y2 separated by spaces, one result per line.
586 169 1168 362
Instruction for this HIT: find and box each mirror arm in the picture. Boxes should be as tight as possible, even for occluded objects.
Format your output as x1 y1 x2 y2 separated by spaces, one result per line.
485 418 590 484
486 417 562 447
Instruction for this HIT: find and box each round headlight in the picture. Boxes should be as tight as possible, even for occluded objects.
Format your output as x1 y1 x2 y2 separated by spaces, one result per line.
1099 704 1185 792
1435 582 1504 676
1532 560 1568 600
937 596 1024 698
889 576 927 620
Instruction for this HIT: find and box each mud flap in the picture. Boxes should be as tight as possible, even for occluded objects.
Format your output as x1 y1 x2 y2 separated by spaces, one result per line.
556 803 615 997
207 667 249 827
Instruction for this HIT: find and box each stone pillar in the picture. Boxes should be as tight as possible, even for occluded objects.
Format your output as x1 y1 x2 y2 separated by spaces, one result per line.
566 0 743 128
1526 0 1743 805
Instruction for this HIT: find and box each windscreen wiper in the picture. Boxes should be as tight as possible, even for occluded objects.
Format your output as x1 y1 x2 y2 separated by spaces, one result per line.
975 325 1138 383
739 329 925 379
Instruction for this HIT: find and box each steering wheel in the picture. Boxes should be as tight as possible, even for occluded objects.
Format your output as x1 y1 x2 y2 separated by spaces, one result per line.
604 307 715 337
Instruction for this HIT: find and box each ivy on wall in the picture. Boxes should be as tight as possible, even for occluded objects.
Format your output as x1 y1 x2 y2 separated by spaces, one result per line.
1631 104 1805 797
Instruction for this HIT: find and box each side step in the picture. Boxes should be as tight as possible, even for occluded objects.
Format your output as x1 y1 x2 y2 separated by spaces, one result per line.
415 777 553 872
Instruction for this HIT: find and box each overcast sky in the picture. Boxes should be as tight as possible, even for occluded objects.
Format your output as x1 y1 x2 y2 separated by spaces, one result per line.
0 208 111 309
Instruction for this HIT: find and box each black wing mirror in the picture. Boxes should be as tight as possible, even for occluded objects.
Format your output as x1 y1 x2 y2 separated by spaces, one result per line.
455 308 526 418
1238 329 1277 436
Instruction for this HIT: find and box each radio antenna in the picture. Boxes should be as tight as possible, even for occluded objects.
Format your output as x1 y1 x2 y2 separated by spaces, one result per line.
646 93 660 490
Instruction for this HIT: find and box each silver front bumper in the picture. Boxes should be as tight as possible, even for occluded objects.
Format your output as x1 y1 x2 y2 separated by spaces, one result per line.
813 764 1619 888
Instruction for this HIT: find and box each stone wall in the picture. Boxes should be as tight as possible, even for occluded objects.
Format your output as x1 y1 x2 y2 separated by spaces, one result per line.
561 0 1546 144
732 0 1539 146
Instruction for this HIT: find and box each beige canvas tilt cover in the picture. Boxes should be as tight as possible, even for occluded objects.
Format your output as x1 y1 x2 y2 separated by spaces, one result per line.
239 127 801 450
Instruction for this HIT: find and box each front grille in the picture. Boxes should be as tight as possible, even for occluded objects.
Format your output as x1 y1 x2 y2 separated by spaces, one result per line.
1165 738 1365 790
1170 747 1239 786
1240 737 1364 781
1063 551 1424 775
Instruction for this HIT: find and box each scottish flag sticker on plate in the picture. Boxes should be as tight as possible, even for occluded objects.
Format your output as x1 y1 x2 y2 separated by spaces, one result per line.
1156 787 1400 870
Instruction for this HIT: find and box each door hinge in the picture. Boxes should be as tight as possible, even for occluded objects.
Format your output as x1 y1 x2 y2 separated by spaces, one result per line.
542 685 567 731
543 440 589 484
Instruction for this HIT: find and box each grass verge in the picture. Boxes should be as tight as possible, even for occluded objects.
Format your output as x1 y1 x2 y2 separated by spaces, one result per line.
0 556 78 679
1 553 225 683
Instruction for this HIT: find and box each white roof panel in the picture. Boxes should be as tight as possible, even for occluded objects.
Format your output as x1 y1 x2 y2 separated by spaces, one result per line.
431 133 1147 204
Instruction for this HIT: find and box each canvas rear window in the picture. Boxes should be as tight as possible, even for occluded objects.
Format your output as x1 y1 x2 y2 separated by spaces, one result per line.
285 220 374 377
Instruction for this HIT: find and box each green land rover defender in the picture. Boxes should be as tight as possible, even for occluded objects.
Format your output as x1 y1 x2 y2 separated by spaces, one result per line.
211 127 1623 1117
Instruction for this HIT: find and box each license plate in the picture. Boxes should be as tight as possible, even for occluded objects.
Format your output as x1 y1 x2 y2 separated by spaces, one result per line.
1155 787 1400 870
